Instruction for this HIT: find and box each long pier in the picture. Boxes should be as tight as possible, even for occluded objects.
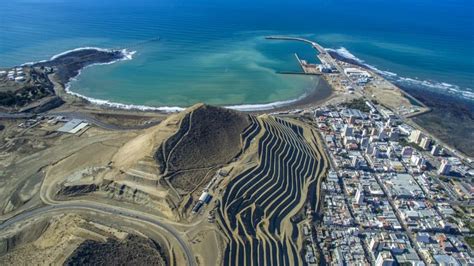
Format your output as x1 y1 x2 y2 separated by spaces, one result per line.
276 71 321 76
266 36 341 74
265 36 327 54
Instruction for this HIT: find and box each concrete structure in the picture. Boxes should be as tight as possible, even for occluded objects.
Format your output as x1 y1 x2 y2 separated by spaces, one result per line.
438 160 452 176
431 145 441 156
56 119 88 134
354 184 364 205
199 192 212 204
344 68 371 78
409 130 423 144
375 251 395 266
342 125 353 137
401 147 413 157
384 173 424 198
419 137 431 150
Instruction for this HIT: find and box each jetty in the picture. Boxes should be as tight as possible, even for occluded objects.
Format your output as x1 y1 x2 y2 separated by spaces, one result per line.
294 53 322 75
266 36 341 75
265 36 326 54
266 35 430 118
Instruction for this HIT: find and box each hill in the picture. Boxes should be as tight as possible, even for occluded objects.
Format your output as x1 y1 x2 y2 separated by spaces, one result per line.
155 104 251 193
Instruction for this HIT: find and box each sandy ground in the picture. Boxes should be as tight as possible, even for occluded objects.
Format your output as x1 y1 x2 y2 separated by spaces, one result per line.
0 212 172 265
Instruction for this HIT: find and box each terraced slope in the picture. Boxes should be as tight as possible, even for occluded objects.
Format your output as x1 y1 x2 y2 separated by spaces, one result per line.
217 115 328 265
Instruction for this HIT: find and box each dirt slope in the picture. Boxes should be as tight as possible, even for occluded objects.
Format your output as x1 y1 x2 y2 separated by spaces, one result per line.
156 104 251 193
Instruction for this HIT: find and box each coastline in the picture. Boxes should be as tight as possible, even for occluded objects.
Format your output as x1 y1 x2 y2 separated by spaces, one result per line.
400 85 474 157
326 47 474 102
7 45 473 158
327 47 474 157
35 47 334 113
227 76 334 113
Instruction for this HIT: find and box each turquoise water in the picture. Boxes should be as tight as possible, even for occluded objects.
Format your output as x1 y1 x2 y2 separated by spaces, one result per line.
1 0 473 107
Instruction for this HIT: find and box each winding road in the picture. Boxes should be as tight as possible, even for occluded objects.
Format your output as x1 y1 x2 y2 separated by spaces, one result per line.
0 202 196 266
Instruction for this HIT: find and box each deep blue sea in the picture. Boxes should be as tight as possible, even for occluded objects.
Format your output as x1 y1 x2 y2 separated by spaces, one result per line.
1 0 473 109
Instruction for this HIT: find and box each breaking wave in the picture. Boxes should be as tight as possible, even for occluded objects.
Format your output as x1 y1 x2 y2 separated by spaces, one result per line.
55 47 309 112
64 84 185 112
22 47 136 66
58 48 187 112
226 93 307 111
326 47 474 101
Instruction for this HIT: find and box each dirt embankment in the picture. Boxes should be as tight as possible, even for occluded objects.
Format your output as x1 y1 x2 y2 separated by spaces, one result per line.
65 235 166 266
0 213 168 265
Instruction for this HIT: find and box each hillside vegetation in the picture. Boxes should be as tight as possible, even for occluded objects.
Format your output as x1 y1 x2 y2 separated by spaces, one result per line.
156 104 251 193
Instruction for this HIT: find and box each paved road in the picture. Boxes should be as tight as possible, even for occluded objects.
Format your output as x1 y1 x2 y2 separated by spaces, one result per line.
0 112 35 119
0 204 195 266
372 174 430 265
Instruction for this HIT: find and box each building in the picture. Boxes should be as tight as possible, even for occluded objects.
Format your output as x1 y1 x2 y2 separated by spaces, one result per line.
344 67 372 78
375 251 395 266
389 129 399 141
362 129 368 137
409 130 423 144
390 160 405 172
370 128 378 136
56 119 89 134
401 146 413 158
354 184 364 205
348 116 357 125
352 157 360 169
199 192 212 204
398 124 413 136
383 173 424 198
342 125 353 137
379 109 396 120
411 155 425 168
419 137 431 150
438 160 452 175
431 145 442 156
360 137 369 148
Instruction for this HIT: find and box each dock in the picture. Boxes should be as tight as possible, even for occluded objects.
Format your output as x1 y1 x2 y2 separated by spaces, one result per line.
267 36 339 75
265 36 327 54
295 53 322 75
266 35 430 119
276 71 320 76
275 53 322 76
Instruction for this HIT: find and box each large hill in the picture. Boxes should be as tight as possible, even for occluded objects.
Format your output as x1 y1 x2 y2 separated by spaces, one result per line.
155 104 251 193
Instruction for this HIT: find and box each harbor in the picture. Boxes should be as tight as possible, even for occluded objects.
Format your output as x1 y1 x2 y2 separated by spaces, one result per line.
266 35 430 119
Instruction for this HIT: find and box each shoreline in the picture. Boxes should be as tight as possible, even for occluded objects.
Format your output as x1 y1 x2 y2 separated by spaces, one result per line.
15 44 472 116
32 47 335 113
326 47 474 103
61 74 334 113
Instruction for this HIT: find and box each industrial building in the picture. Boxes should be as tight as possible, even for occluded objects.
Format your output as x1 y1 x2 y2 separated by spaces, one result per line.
56 119 89 134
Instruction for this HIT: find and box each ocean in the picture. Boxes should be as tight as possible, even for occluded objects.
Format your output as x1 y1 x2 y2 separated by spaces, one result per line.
1 0 473 109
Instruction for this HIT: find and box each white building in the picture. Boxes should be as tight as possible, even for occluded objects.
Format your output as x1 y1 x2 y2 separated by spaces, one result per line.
354 184 364 205
375 251 395 266
344 67 372 78
419 137 431 150
438 159 452 175
409 130 423 144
